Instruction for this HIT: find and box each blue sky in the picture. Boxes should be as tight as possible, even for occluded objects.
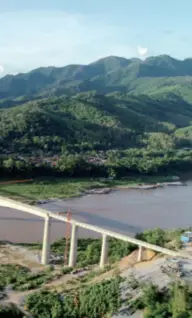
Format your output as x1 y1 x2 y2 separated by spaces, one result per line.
1 0 192 75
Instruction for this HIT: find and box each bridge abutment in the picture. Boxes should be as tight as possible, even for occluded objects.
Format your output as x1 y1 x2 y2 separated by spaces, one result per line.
100 234 108 268
69 223 78 267
41 215 51 265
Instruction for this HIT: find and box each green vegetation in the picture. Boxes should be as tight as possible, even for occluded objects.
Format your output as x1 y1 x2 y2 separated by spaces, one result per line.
0 264 65 291
130 281 192 318
0 56 192 182
0 264 30 290
0 178 108 201
0 91 192 185
0 92 192 155
0 175 175 202
136 228 183 250
24 276 122 318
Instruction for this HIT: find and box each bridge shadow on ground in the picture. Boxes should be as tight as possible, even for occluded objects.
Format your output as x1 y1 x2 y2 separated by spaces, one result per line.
72 211 144 235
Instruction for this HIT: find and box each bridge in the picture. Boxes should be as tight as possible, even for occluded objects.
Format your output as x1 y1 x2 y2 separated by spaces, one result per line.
0 196 190 268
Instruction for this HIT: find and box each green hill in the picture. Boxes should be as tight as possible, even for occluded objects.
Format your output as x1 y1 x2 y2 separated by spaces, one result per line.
1 54 192 157
1 55 192 102
0 92 192 155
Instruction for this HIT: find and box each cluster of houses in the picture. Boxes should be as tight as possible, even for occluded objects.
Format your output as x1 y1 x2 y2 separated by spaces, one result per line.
13 153 107 167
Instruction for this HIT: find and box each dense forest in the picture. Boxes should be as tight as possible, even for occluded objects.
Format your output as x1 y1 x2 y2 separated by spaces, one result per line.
0 55 192 179
1 92 192 153
0 91 192 178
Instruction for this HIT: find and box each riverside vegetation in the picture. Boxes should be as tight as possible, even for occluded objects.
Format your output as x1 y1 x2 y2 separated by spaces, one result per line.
0 175 176 202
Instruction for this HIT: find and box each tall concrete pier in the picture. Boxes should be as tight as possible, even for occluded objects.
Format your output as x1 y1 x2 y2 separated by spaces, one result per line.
41 215 51 265
100 234 108 268
137 246 143 262
69 223 78 267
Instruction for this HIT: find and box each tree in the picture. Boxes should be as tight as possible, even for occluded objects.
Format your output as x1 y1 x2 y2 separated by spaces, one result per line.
141 283 161 309
170 283 189 318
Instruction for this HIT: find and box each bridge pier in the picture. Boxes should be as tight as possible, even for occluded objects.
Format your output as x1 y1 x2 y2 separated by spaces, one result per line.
69 223 78 267
137 246 143 262
100 234 108 268
41 215 51 265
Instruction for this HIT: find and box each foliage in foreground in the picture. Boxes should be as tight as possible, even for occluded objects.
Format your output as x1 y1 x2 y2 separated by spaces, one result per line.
25 276 122 318
0 264 63 292
131 281 192 318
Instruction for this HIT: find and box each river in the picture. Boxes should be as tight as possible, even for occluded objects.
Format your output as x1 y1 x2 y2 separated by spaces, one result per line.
0 181 192 243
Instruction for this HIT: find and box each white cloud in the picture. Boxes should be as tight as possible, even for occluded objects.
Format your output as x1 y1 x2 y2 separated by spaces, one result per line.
0 65 4 74
137 46 148 56
0 10 138 75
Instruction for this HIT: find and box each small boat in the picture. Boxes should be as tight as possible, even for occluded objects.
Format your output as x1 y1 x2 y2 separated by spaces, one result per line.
130 184 159 190
162 181 186 186
136 184 159 190
85 188 111 194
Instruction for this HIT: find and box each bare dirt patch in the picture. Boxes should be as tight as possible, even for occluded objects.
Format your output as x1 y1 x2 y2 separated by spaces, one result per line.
0 243 43 271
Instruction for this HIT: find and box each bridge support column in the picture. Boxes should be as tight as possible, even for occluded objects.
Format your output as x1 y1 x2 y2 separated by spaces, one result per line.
137 246 143 262
41 215 51 265
69 223 78 267
100 234 108 268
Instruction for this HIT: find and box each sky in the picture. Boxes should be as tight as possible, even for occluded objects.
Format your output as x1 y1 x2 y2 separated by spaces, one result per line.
1 0 192 76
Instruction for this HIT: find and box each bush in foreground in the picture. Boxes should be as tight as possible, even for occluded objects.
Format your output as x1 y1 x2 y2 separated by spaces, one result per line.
25 276 122 318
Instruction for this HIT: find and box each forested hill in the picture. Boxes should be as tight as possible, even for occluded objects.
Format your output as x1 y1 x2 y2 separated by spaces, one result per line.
0 92 192 155
1 54 192 102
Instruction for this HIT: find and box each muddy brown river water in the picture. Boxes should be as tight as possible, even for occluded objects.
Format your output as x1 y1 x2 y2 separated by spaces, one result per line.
0 181 192 243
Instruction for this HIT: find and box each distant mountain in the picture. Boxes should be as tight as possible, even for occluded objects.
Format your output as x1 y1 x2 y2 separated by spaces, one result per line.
1 55 192 102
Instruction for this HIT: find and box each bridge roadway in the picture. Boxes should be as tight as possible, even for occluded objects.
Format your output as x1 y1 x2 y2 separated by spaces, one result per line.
0 196 191 267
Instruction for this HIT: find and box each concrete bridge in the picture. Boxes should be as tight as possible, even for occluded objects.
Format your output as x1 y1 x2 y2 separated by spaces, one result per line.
0 196 189 268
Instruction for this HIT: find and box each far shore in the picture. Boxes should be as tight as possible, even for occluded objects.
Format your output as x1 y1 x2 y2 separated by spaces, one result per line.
0 174 186 205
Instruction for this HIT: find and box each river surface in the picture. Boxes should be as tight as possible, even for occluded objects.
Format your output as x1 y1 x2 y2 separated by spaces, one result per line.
0 181 192 243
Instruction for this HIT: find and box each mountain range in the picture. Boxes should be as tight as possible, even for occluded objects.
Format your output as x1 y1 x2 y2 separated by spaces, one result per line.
0 54 192 155
1 54 192 102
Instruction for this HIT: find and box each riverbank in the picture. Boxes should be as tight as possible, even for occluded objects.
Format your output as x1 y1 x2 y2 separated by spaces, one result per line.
0 175 182 203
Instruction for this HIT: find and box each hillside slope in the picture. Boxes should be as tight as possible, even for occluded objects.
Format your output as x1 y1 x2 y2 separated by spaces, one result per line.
0 92 192 155
1 55 192 102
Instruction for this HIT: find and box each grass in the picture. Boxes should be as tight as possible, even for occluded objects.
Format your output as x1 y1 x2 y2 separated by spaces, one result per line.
0 175 175 203
0 178 107 202
0 263 70 292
